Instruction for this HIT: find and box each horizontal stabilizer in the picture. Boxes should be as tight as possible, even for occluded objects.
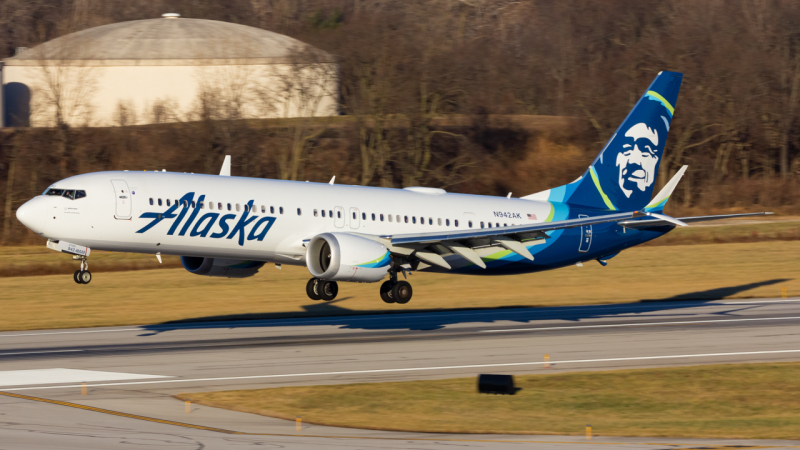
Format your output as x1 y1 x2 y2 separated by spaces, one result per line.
618 212 773 229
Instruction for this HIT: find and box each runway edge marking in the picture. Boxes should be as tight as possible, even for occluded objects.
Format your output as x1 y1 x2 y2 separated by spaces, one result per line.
1 391 798 448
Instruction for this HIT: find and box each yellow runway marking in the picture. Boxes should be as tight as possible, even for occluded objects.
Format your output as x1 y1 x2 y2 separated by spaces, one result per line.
2 391 799 448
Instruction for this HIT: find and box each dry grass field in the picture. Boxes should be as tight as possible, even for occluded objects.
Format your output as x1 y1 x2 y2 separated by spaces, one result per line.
178 362 800 439
0 240 797 331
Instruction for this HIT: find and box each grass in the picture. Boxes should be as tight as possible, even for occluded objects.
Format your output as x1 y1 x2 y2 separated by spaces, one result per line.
0 240 798 331
177 362 800 439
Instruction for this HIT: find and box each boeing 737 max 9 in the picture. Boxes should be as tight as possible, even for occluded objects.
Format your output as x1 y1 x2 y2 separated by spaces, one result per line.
15 71 771 304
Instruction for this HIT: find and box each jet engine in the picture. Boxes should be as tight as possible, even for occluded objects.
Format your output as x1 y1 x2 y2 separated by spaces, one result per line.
180 256 265 278
306 232 391 283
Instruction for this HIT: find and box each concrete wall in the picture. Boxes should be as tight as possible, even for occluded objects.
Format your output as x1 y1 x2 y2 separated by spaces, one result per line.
1 63 338 127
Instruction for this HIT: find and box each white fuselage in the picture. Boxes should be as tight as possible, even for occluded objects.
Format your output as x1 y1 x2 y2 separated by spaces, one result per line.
19 171 554 267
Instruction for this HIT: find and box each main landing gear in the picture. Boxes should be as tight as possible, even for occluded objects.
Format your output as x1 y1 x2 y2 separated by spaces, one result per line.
73 255 92 284
379 269 412 304
306 278 338 301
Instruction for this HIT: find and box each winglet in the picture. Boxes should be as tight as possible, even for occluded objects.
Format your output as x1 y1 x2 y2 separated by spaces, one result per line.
645 165 687 212
219 155 231 176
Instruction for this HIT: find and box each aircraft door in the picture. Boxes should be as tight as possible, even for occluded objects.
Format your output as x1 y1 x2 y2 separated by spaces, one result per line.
111 179 132 220
349 207 360 229
578 214 592 252
334 206 345 228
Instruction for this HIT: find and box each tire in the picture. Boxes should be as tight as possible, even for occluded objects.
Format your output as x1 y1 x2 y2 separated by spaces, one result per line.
79 270 92 284
306 278 322 300
392 281 412 304
380 281 394 303
320 280 338 301
73 270 83 284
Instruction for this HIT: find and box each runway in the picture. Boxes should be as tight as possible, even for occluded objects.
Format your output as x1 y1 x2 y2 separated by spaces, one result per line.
1 297 800 449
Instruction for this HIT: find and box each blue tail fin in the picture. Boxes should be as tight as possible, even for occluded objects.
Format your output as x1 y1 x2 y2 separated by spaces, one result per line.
525 71 682 212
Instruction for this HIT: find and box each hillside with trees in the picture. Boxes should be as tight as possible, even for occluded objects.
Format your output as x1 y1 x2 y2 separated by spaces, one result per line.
2 0 799 243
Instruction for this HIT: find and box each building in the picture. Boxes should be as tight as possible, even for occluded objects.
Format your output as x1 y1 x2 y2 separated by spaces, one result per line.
1 14 337 127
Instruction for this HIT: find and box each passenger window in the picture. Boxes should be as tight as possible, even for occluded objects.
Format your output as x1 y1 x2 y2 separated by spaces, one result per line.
183 200 189 208
412 217 417 224
504 223 507 227
437 218 442 226
74 190 86 199
429 218 433 225
446 219 450 226
297 208 302 216
420 217 424 224
314 209 319 217
200 202 204 209
353 212 356 219
405 216 408 223
337 211 342 219
380 214 384 222
261 205 266 213
388 215 393 222
329 210 333 218
209 202 214 210
455 220 459 227
280 207 284 214
488 223 492 228
227 203 231 211
321 210 326 218
166 199 171 206
469 221 473 228
158 199 162 206
149 198 154 205
371 213 376 221
362 212 366 220
270 206 275 214
480 222 485 228
192 201 196 208
236 204 241 212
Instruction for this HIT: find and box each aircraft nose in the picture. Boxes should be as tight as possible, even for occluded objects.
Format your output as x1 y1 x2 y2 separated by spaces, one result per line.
16 198 45 233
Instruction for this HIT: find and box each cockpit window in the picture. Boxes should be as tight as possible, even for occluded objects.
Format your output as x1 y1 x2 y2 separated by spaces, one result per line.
43 189 86 200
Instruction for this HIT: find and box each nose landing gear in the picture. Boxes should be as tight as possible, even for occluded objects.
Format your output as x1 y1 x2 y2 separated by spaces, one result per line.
73 255 92 284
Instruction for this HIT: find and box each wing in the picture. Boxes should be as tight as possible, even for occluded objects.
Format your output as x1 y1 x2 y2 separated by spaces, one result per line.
617 212 773 229
376 211 640 269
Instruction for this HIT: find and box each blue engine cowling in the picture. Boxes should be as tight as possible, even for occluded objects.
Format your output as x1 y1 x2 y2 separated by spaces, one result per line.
180 256 265 278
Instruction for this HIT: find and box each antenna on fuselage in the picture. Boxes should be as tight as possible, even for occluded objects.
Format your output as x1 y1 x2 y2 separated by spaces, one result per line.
329 176 336 185
219 155 231 176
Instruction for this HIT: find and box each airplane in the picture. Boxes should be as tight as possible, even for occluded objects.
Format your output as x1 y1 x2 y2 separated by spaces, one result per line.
15 71 771 304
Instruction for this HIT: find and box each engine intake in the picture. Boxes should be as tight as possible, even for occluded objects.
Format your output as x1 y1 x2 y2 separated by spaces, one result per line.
306 233 390 283
180 257 265 278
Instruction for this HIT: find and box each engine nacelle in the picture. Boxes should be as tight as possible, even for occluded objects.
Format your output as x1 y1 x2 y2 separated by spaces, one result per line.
306 232 391 283
180 257 265 278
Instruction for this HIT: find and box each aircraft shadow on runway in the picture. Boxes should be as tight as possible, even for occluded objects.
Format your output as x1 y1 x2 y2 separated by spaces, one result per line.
139 278 790 335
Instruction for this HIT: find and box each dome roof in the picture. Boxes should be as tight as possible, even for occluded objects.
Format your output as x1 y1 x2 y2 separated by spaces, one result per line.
4 17 331 66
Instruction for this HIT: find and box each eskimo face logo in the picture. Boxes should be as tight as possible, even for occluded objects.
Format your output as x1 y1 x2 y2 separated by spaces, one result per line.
616 123 659 198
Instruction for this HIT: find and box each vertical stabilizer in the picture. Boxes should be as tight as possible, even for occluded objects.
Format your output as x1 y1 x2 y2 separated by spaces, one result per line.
525 71 682 212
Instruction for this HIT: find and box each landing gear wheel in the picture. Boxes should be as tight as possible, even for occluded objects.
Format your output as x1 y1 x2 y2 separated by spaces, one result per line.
78 270 92 284
392 281 412 304
319 280 338 301
380 281 395 303
306 278 322 300
73 270 83 284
